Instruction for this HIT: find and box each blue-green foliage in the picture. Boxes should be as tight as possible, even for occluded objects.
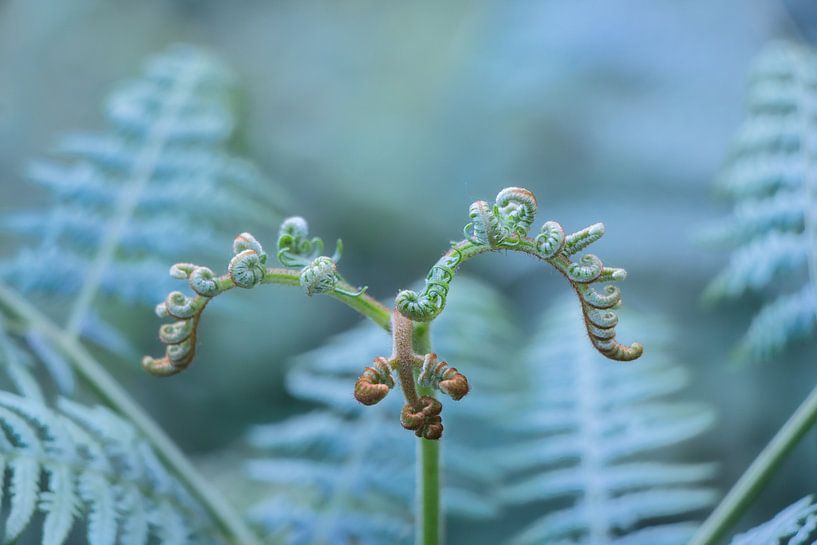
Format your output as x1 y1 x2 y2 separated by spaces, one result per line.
244 276 523 545
0 316 223 545
728 496 817 545
501 298 717 545
244 278 715 545
0 44 285 307
704 42 817 361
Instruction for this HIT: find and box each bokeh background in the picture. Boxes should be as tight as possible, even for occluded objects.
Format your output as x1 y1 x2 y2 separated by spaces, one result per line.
3 0 817 539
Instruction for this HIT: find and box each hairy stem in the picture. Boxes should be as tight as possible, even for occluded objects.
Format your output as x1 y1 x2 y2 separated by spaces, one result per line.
0 283 262 545
689 380 817 545
413 322 441 545
263 268 392 330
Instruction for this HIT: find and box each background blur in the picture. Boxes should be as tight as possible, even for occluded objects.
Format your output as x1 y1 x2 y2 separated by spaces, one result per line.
2 0 817 538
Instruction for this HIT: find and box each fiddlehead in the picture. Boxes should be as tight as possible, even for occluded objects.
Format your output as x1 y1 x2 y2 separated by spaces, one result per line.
396 186 643 362
400 396 443 440
352 310 469 439
417 353 469 400
144 224 377 376
353 357 395 406
276 216 338 267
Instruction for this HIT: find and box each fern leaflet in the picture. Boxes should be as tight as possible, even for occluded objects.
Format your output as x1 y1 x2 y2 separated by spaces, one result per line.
244 276 524 545
0 44 286 340
704 41 817 361
502 298 717 545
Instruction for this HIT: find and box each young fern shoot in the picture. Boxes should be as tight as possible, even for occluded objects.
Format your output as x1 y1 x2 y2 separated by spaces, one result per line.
144 186 642 437
143 185 642 545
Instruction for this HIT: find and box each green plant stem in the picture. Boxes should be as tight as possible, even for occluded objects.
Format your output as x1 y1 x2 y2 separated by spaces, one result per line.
418 436 441 545
689 380 817 545
263 268 393 330
0 283 263 545
413 322 441 545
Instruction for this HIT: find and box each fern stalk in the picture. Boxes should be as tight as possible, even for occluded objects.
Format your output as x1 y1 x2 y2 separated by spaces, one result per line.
414 322 441 545
64 54 208 338
689 380 817 545
0 283 263 545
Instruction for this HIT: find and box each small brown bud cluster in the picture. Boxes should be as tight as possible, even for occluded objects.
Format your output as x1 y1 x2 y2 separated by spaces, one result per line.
400 397 443 440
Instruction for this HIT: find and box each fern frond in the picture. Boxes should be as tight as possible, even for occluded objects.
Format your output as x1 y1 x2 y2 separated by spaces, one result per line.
0 391 223 545
704 41 817 361
0 44 286 335
727 496 817 545
244 276 523 544
503 298 717 545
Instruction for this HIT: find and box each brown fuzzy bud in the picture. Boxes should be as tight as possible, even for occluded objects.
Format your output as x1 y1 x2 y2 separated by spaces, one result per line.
354 357 394 406
400 396 444 440
439 369 469 400
418 353 470 401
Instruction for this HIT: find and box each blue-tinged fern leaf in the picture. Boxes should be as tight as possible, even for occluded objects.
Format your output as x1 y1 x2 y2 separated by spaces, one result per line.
704 41 817 361
0 44 287 340
502 298 717 545
0 392 225 545
245 276 523 545
727 496 817 545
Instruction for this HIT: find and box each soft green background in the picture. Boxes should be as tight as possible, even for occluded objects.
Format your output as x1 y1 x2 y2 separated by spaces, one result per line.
2 0 817 536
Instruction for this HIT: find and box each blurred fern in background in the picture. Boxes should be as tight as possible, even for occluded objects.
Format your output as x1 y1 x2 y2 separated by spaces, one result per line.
243 277 523 545
0 316 223 545
704 41 817 362
243 278 716 545
502 299 717 545
727 496 817 545
0 44 286 341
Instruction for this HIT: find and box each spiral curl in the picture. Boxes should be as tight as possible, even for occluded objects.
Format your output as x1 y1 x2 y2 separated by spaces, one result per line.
567 254 604 283
418 353 469 400
536 221 565 258
276 216 333 267
354 357 395 406
396 186 643 362
395 247 462 321
495 186 537 236
229 250 266 289
400 396 443 440
299 256 366 297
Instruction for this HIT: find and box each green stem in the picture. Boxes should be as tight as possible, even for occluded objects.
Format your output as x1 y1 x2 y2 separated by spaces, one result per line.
418 437 441 545
689 380 817 545
265 268 393 330
413 322 441 545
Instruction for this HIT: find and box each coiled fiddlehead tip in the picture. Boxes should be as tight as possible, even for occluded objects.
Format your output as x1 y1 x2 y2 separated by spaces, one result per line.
536 221 566 258
142 355 181 377
279 216 309 238
418 353 469 400
299 256 338 296
229 249 266 289
400 396 443 440
353 357 395 406
395 290 435 321
233 232 266 262
495 186 537 235
189 266 219 296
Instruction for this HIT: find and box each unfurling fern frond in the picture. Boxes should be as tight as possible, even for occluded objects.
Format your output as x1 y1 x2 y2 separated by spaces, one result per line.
244 276 524 545
727 496 817 545
704 42 817 361
503 298 717 545
0 44 286 337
